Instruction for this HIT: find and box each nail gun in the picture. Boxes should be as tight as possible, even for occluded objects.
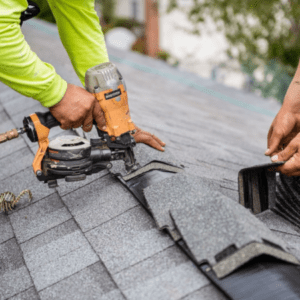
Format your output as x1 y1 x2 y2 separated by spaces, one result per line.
0 62 139 188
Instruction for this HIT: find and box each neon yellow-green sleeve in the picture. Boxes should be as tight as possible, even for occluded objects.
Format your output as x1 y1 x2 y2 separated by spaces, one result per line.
47 0 109 86
0 0 67 107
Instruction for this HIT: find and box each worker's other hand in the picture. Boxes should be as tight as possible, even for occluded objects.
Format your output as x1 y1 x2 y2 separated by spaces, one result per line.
49 83 106 132
132 125 166 152
265 108 300 157
270 132 300 176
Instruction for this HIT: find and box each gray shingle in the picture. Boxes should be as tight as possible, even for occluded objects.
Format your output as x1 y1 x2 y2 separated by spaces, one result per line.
0 267 32 300
2 95 39 117
0 239 24 275
21 221 99 291
86 206 174 274
257 210 300 237
0 239 32 299
272 231 300 259
181 284 228 300
113 245 209 300
8 287 39 300
62 176 138 232
20 219 78 254
143 173 226 232
0 214 14 244
171 195 287 266
113 246 189 290
9 193 72 243
0 88 23 104
0 147 33 181
120 262 208 300
39 262 120 300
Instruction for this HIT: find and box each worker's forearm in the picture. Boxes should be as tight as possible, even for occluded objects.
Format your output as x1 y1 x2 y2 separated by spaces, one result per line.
47 0 109 86
282 60 300 113
0 1 67 107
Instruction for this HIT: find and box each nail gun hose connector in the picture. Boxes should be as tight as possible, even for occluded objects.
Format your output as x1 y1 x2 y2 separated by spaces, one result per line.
23 112 60 143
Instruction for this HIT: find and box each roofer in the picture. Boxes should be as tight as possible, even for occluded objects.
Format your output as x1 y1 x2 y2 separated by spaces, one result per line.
265 60 300 176
0 0 165 151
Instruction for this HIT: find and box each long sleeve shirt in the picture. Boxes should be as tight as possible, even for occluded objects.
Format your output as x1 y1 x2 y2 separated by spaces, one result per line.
0 0 109 107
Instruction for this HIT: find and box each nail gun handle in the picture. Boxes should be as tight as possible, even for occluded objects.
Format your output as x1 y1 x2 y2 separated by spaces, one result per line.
35 112 60 129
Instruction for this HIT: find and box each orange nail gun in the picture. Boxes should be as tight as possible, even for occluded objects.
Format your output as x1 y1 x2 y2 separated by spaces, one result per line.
0 62 139 188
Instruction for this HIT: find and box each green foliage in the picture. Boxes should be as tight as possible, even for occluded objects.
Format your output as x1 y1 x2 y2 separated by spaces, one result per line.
167 0 300 102
156 50 171 62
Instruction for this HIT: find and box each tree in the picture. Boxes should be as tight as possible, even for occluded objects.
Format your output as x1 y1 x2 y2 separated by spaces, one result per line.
166 0 300 102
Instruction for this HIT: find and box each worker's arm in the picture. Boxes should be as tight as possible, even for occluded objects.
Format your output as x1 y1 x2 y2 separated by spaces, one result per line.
46 0 109 86
266 60 300 158
0 0 67 107
0 0 106 132
47 0 165 151
265 60 300 175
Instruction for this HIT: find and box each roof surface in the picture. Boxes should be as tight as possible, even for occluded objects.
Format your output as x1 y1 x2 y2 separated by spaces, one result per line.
1 19 300 300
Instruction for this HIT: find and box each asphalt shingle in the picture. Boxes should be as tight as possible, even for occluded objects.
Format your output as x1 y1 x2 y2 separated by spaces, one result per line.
8 287 39 300
0 147 33 181
0 239 32 299
113 245 209 300
86 206 174 274
257 210 300 237
9 193 72 243
62 175 138 232
39 262 123 300
20 220 99 291
0 213 14 244
181 285 229 300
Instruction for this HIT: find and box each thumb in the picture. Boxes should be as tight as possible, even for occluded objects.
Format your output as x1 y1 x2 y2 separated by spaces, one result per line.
266 132 283 156
271 143 296 162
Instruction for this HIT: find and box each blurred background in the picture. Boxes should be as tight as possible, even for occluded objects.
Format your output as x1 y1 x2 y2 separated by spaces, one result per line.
32 0 300 104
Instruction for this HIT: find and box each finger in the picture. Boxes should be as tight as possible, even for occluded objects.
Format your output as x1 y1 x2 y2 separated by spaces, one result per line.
135 132 165 151
271 143 297 163
266 130 284 156
93 101 106 130
60 121 72 130
82 110 94 133
152 134 166 147
144 135 165 151
276 155 300 176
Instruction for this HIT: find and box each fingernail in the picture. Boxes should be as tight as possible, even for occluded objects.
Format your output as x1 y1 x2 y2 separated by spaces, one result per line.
271 155 278 162
265 149 270 155
102 126 107 130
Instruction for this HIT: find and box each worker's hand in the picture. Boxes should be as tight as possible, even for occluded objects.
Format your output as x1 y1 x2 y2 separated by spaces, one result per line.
270 132 300 176
265 69 300 157
49 83 106 132
265 108 300 157
132 125 166 152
